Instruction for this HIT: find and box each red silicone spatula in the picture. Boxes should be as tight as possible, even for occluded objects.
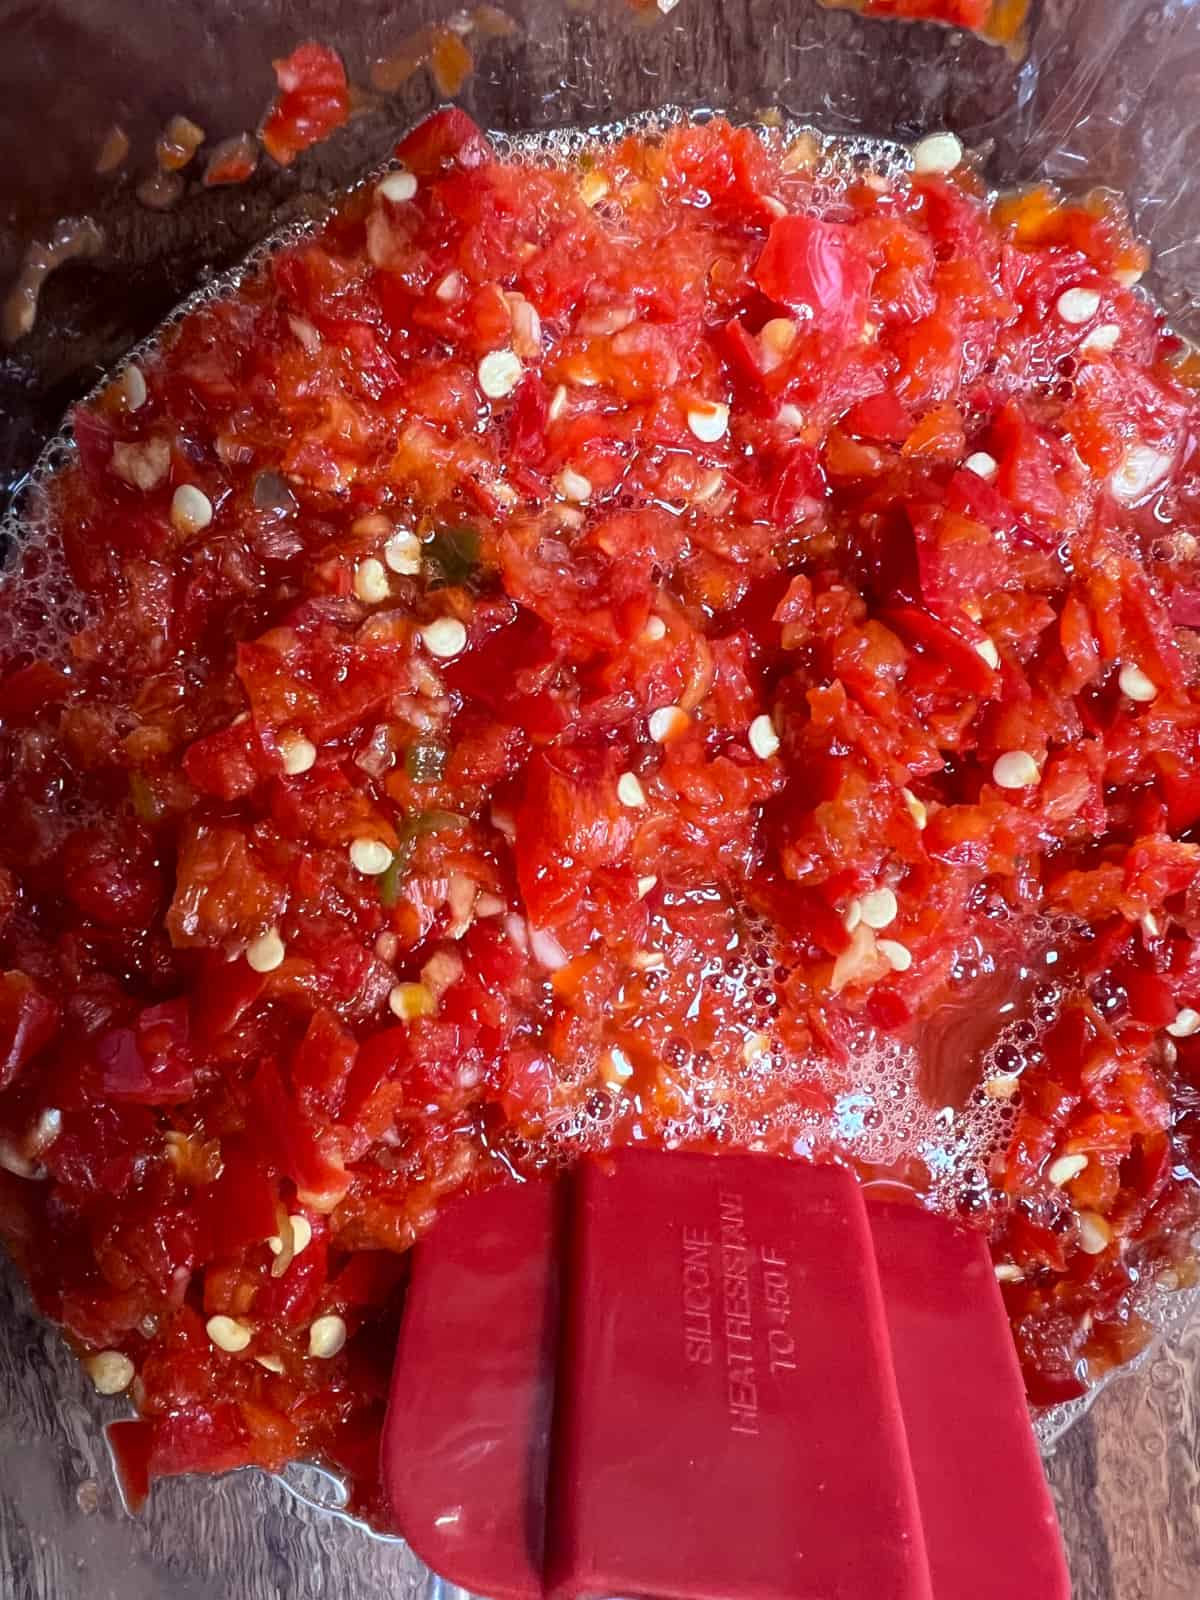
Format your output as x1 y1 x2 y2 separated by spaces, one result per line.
382 1148 1071 1600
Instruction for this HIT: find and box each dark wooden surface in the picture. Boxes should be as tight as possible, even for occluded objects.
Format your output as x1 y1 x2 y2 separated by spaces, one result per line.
1046 1310 1200 1600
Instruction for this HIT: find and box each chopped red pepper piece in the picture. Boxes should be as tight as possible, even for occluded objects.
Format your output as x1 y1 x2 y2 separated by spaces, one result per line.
260 42 350 167
0 971 59 1090
755 214 872 344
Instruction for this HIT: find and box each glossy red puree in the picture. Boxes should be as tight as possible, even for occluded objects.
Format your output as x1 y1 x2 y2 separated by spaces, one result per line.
2 112 1200 1521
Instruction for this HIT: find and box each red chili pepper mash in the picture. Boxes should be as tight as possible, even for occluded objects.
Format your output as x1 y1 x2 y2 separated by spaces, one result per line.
819 0 1029 47
2 111 1200 1521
